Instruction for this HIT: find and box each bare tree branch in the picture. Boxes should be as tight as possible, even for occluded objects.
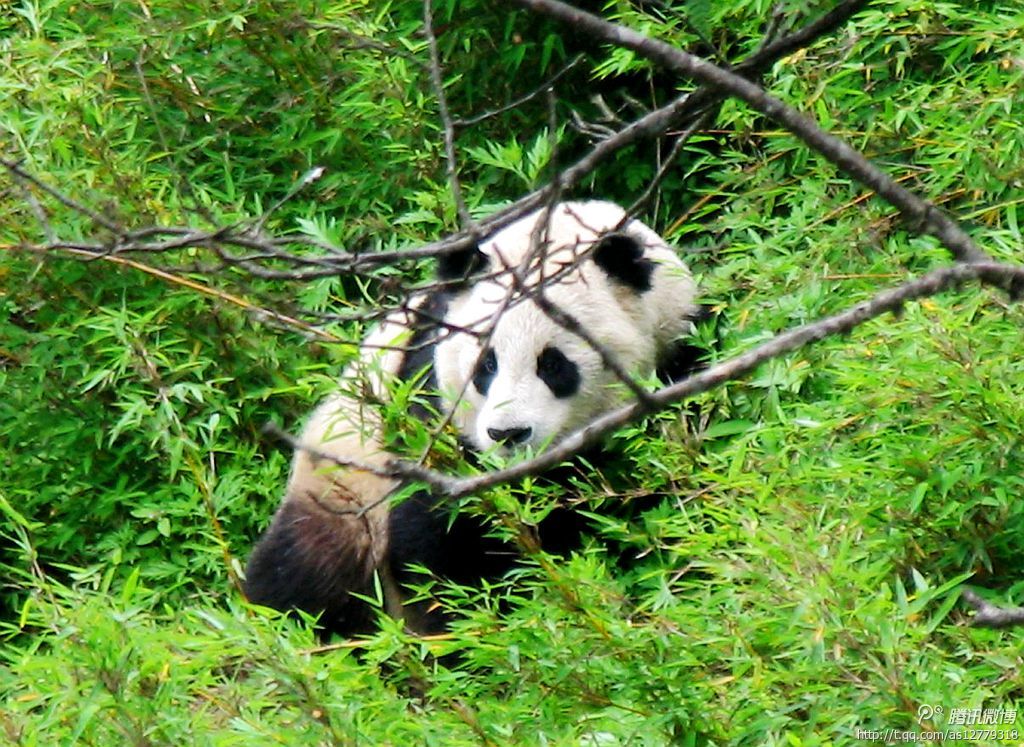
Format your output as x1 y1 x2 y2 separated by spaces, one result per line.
511 0 990 265
438 261 1023 498
3 0 871 282
961 589 1024 629
271 261 1024 500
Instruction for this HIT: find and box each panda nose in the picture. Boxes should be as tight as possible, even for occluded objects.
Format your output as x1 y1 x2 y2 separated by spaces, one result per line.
487 426 533 445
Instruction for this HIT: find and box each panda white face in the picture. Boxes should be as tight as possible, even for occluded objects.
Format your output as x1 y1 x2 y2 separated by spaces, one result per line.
451 297 629 452
434 201 698 455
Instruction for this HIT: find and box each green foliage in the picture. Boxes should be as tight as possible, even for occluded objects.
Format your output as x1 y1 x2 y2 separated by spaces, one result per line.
3 0 1024 744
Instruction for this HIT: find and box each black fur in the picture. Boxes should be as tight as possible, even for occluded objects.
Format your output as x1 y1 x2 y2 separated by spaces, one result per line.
396 292 450 385
536 346 581 398
471 347 498 395
386 455 601 634
387 490 520 632
437 245 489 286
245 288 458 637
655 305 716 384
396 290 459 419
592 232 655 292
245 500 378 635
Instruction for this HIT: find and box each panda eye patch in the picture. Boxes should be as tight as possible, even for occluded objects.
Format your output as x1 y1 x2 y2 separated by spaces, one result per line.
472 347 498 394
536 346 580 399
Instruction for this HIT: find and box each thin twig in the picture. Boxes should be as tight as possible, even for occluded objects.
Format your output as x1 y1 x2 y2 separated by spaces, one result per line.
10 178 56 244
262 422 459 496
1 158 122 234
625 108 715 219
24 246 343 342
134 47 218 226
302 21 427 65
423 0 475 233
453 54 585 128
532 289 657 407
253 166 326 234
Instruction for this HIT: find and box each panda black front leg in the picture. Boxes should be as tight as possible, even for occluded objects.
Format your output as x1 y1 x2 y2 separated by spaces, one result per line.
387 490 520 634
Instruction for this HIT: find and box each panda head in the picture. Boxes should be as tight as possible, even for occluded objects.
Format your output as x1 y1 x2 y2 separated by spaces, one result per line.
434 201 697 454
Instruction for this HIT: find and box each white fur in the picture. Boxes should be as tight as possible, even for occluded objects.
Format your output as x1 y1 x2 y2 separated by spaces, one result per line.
281 301 427 565
434 201 697 452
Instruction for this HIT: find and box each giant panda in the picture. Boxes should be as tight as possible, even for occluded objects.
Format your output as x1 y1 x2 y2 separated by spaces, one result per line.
244 200 700 636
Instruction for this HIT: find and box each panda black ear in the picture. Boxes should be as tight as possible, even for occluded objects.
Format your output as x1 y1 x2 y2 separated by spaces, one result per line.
437 244 489 286
592 232 654 292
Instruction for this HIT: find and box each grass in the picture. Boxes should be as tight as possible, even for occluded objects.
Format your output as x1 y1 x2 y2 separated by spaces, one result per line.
2 0 1024 744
